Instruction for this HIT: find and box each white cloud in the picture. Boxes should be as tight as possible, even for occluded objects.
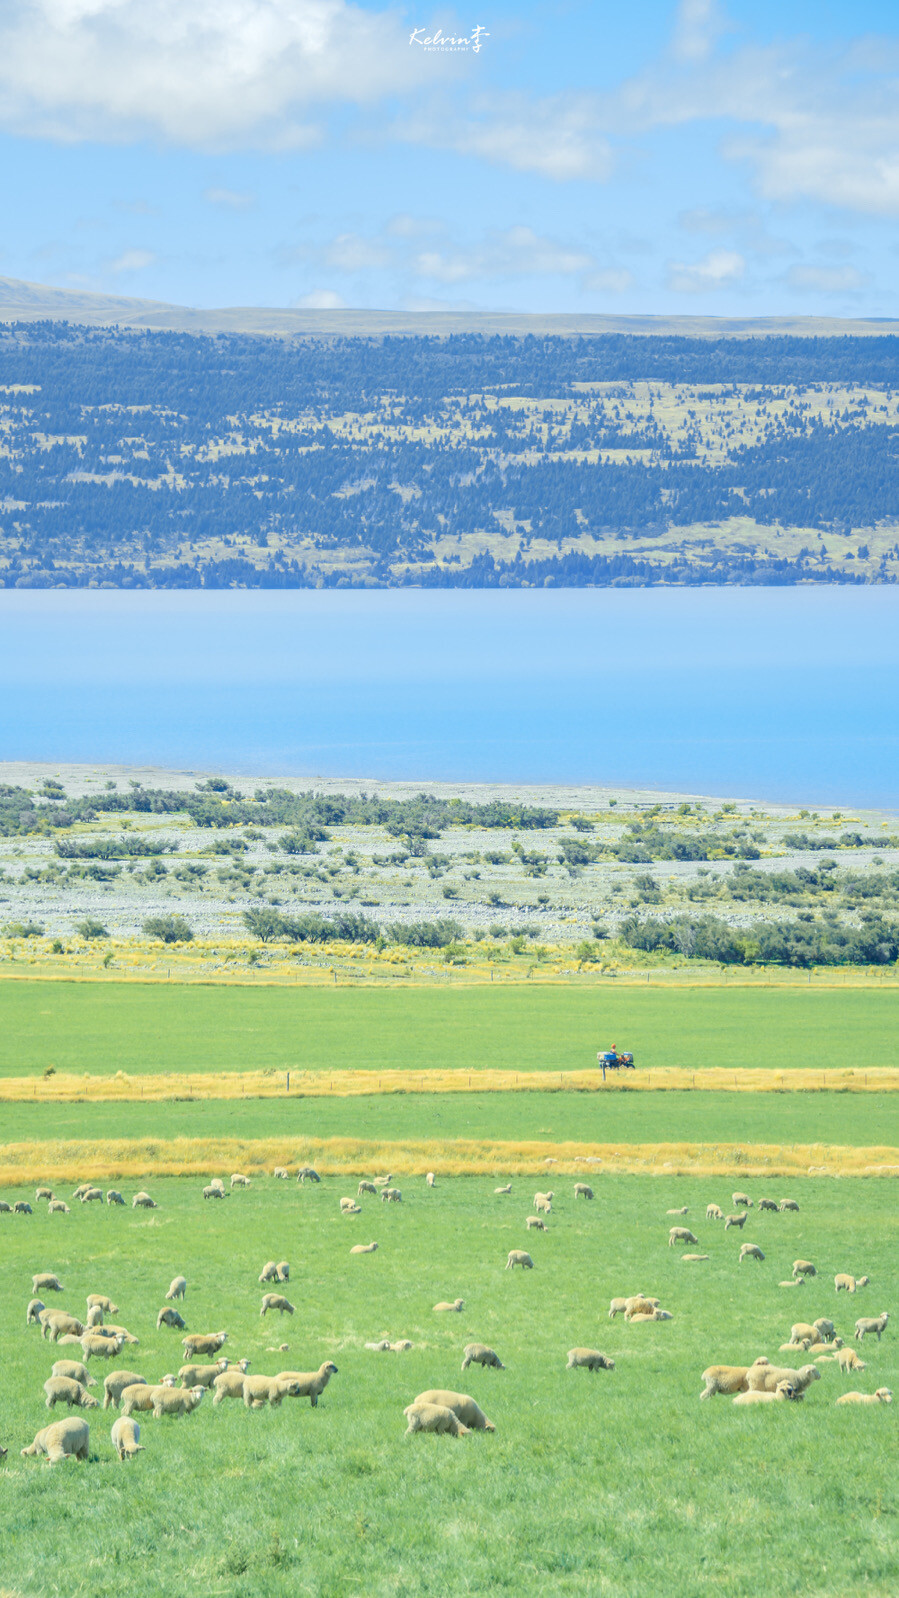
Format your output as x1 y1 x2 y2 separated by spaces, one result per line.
324 233 394 270
582 269 635 295
786 264 867 294
293 288 346 307
671 0 725 64
667 249 744 293
107 248 156 273
413 226 597 284
389 91 614 182
204 187 256 209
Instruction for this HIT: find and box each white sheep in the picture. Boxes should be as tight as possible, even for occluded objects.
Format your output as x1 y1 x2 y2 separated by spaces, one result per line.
724 1213 747 1231
381 1188 402 1204
119 1385 164 1416
153 1386 205 1418
433 1299 464 1312
182 1331 227 1359
103 1371 147 1409
778 1279 805 1288
274 1362 338 1407
739 1244 765 1263
855 1313 889 1342
157 1308 187 1331
230 1173 251 1189
165 1276 187 1301
81 1334 125 1360
575 1184 594 1200
260 1294 295 1317
81 1187 103 1204
813 1318 836 1342
494 1185 512 1195
700 1357 772 1398
533 1193 553 1214
404 1402 469 1437
48 1201 70 1214
358 1181 378 1196
779 1199 800 1212
835 1273 870 1293
706 1204 724 1221
86 1305 104 1328
178 1359 231 1390
21 1417 90 1464
506 1251 534 1269
52 1361 95 1389
35 1187 53 1201
732 1381 800 1406
566 1349 614 1371
628 1310 673 1323
746 1364 821 1395
106 1190 126 1206
828 1347 867 1373
276 1261 289 1282
259 1261 280 1283
203 1184 227 1200
43 1377 100 1411
32 1272 64 1294
273 1167 290 1180
667 1206 688 1216
340 1198 362 1215
132 1192 157 1209
350 1243 379 1254
835 1388 892 1406
41 1311 86 1342
732 1192 752 1209
461 1344 505 1371
86 1295 118 1315
111 1416 144 1459
669 1227 699 1246
792 1260 816 1279
758 1198 779 1212
212 1366 254 1404
242 1375 303 1409
412 1390 495 1431
526 1216 547 1231
297 1166 321 1183
426 1173 436 1188
26 1298 45 1325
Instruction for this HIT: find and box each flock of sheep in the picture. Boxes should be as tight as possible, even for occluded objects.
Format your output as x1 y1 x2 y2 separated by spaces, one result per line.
2 1171 892 1463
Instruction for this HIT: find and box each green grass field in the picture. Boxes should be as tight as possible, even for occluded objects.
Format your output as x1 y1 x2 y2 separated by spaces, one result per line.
0 1172 895 1598
2 981 897 1078
2 1090 896 1150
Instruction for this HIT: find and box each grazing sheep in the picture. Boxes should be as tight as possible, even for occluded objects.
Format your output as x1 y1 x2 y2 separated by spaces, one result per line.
35 1187 53 1201
494 1185 512 1195
157 1308 187 1331
203 1184 227 1200
81 1334 125 1361
86 1295 118 1315
165 1276 187 1301
153 1386 204 1419
260 1294 295 1317
242 1375 303 1409
732 1192 752 1209
259 1261 280 1283
746 1364 821 1395
182 1332 227 1359
41 1312 86 1343
340 1198 362 1215
835 1273 870 1293
404 1402 469 1438
86 1305 104 1328
462 1344 505 1372
132 1192 156 1209
230 1173 251 1189
739 1244 765 1263
0 1200 11 1212
814 1318 836 1342
669 1227 699 1246
434 1299 465 1312
72 1184 91 1199
790 1324 820 1344
706 1204 724 1221
53 1361 95 1389
104 1324 139 1345
526 1216 547 1231
575 1184 594 1200
111 1416 143 1459
14 1202 33 1215
21 1417 90 1464
506 1251 534 1269
381 1188 402 1204
759 1198 779 1212
297 1167 321 1183
350 1242 379 1254
830 1348 867 1373
372 1175 392 1188
836 1388 892 1406
119 1385 164 1417
700 1357 772 1398
426 1173 436 1188
733 1381 801 1406
276 1260 289 1282
413 1390 495 1432
103 1372 147 1409
178 1360 230 1390
533 1195 552 1215
780 1199 800 1213
106 1190 125 1206
273 1167 289 1180
43 1377 99 1411
793 1260 817 1279
855 1313 889 1342
724 1213 747 1231
48 1201 69 1214
566 1349 615 1372
81 1187 103 1204
33 1272 64 1294
358 1182 378 1197
26 1298 46 1325
212 1369 255 1404
274 1362 338 1407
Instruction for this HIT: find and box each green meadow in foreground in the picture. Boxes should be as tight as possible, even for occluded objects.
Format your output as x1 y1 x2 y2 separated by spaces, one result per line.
2 980 897 1078
1 1174 895 1598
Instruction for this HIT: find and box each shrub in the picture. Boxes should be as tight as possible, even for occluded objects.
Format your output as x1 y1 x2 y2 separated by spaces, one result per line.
76 917 108 939
4 921 43 938
387 919 463 948
142 915 194 944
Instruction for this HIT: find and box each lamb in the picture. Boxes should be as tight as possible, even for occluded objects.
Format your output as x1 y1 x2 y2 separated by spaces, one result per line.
381 1188 402 1204
835 1388 892 1405
52 1361 95 1389
48 1201 70 1214
340 1198 362 1215
434 1299 464 1312
33 1272 64 1294
72 1184 92 1200
350 1243 379 1254
829 1347 867 1372
230 1173 251 1188
739 1244 765 1262
426 1173 436 1188
732 1192 753 1209
706 1204 724 1221
106 1190 125 1206
390 1341 412 1352
179 1359 231 1390
746 1364 821 1395
203 1184 227 1200
26 1298 45 1325
14 1202 33 1215
790 1324 820 1344
506 1251 534 1269
259 1261 280 1283
274 1362 338 1407
758 1198 779 1212
297 1166 321 1183
669 1227 699 1246
533 1194 553 1215
855 1313 889 1342
157 1308 187 1331
41 1312 86 1342
81 1334 125 1360
165 1276 187 1301
793 1260 817 1279
404 1403 469 1437
358 1182 377 1197
276 1261 289 1282
700 1357 771 1398
182 1331 227 1359
779 1279 805 1288
412 1390 495 1431
566 1349 615 1371
153 1386 204 1418
494 1185 512 1195
813 1318 836 1342
35 1187 53 1201
461 1344 505 1371
682 1254 710 1262
624 1297 659 1320
43 1377 99 1411
111 1416 144 1459
86 1295 118 1315
241 1375 303 1409
724 1213 747 1230
21 1417 90 1464
260 1294 295 1316
273 1167 290 1180
526 1217 547 1231
733 1381 801 1406
779 1199 800 1212
806 1338 843 1354
132 1192 156 1209
212 1368 255 1404
81 1187 103 1203
575 1184 594 1200
86 1305 104 1328
608 1299 629 1318
835 1274 870 1293
103 1371 147 1409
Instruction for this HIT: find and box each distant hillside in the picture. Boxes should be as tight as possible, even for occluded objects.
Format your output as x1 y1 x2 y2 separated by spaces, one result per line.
1 315 898 588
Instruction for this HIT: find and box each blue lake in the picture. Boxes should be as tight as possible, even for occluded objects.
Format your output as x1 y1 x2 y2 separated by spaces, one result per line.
0 588 896 807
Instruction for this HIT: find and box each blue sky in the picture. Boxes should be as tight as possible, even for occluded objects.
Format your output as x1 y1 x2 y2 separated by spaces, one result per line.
2 0 898 315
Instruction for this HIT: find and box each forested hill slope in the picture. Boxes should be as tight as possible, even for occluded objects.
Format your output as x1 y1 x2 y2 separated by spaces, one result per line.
2 320 898 588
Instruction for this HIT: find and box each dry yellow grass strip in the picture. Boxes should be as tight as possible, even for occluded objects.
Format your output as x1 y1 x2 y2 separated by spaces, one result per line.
1 1136 896 1185
2 1066 897 1103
